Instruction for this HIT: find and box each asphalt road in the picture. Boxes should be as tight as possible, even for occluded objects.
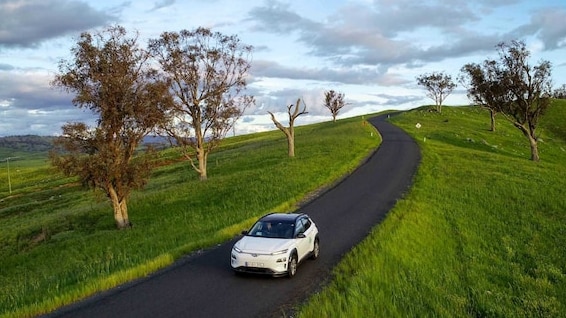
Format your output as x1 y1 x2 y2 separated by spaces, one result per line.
44 113 421 318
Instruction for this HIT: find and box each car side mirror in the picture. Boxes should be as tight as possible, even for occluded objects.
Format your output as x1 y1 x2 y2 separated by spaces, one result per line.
296 233 306 239
241 230 248 235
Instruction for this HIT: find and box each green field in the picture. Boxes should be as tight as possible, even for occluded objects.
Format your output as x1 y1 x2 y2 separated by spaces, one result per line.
0 115 379 318
298 101 566 317
1 101 565 317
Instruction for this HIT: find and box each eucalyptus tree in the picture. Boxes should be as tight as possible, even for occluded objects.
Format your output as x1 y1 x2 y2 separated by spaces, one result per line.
416 71 456 113
459 61 514 131
51 25 172 229
460 40 552 161
148 28 254 181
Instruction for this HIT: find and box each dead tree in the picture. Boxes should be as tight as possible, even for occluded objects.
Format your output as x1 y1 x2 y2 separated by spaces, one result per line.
268 98 308 157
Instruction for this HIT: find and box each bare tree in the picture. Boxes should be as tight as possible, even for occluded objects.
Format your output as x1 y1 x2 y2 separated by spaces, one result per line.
50 26 172 229
460 40 552 161
324 90 346 122
268 98 308 157
416 71 457 113
148 28 254 181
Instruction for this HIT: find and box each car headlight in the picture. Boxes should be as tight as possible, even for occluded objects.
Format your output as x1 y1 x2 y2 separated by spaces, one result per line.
271 249 288 256
233 246 242 253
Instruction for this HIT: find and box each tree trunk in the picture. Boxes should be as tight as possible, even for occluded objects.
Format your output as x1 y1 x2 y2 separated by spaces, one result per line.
516 122 540 162
108 186 131 229
528 134 540 162
268 111 296 158
198 147 207 180
268 99 306 158
287 132 295 157
490 109 496 132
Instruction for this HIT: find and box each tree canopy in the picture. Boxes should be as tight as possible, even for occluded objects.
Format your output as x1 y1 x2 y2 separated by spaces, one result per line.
323 90 346 122
460 40 552 161
459 60 514 131
553 84 566 99
50 25 172 229
416 71 457 113
148 27 254 181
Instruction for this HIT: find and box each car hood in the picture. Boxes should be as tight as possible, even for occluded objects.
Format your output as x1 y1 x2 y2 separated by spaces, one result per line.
235 236 293 254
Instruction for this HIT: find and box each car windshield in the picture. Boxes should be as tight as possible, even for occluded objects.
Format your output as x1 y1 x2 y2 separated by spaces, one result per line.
248 220 295 239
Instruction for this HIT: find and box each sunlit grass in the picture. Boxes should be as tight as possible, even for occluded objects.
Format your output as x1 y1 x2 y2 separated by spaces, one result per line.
5 100 565 317
0 115 379 318
298 101 566 317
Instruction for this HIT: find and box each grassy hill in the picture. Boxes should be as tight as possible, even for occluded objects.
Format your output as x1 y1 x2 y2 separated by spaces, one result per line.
298 100 566 317
0 136 55 156
1 101 565 317
0 115 379 318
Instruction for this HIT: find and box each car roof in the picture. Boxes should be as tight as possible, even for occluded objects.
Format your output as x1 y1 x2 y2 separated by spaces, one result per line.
260 213 306 223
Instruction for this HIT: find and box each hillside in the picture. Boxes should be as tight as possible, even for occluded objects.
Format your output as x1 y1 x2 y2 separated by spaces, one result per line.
0 135 54 152
0 115 379 318
298 100 566 317
540 98 566 143
0 135 171 158
0 136 55 160
2 101 565 317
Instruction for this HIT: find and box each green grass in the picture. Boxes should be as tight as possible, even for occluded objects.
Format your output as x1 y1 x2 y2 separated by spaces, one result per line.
4 101 566 317
297 100 566 317
0 115 379 318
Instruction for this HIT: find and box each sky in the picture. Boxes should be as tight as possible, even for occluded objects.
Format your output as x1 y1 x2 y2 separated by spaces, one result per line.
1 0 565 137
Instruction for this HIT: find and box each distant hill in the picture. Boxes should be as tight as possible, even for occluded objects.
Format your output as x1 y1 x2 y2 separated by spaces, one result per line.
0 135 171 156
0 135 55 153
142 135 171 148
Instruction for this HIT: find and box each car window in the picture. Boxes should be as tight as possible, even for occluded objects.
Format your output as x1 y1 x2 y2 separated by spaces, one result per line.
247 221 263 236
302 218 312 231
280 222 295 239
248 220 294 239
295 219 305 236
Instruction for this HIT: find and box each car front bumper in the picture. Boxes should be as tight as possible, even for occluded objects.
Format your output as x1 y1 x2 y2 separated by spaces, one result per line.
230 250 288 276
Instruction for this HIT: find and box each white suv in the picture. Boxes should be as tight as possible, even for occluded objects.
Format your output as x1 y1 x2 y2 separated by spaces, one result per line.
230 213 320 277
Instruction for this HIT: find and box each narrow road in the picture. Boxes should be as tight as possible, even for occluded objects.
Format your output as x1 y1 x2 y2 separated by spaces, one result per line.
44 113 421 318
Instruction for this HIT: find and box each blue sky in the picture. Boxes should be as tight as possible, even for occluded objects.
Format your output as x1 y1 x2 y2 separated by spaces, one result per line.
1 0 565 136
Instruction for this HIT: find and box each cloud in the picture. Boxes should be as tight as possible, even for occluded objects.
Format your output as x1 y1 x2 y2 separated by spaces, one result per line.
512 7 566 50
0 70 68 111
241 116 255 123
149 0 176 12
0 0 118 49
0 69 96 136
334 0 478 38
0 64 15 71
371 93 423 106
247 1 474 74
251 59 411 86
246 1 320 34
246 0 560 74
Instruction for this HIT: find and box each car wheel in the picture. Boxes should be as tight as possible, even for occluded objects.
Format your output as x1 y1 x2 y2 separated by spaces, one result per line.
287 253 298 278
310 238 320 260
